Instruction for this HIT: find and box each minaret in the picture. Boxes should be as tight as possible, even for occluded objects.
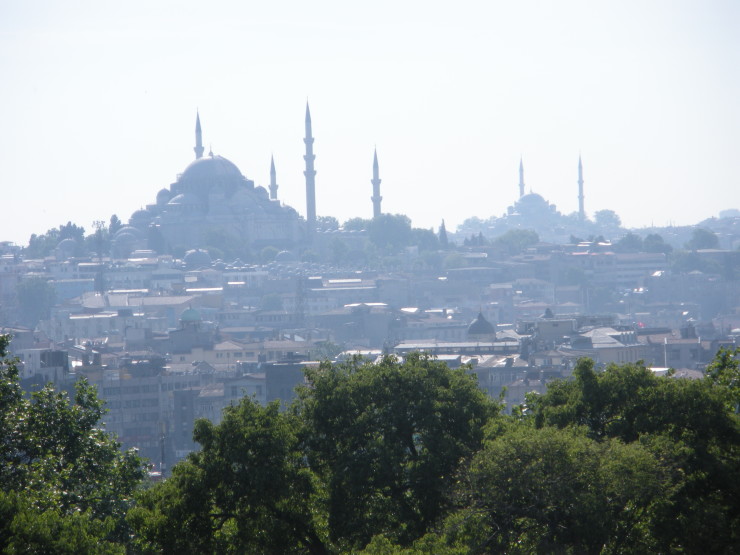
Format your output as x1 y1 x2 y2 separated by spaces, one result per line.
269 155 278 200
578 155 585 221
518 157 525 198
371 148 382 219
303 103 317 233
194 112 204 160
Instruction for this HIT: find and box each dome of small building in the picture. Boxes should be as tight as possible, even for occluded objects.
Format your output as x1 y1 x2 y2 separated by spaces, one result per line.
130 209 153 227
180 307 202 323
183 248 212 269
55 238 78 259
467 311 495 337
275 250 297 262
114 226 144 240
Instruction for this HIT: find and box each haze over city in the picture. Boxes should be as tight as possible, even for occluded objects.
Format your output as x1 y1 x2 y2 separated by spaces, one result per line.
1 0 739 245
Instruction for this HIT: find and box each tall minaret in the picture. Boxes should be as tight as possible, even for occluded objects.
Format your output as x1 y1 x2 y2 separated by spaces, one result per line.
303 102 317 233
518 157 525 198
194 112 204 159
269 155 278 200
371 147 382 219
578 155 585 221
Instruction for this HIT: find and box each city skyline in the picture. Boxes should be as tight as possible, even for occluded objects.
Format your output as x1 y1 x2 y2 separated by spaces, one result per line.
1 0 739 245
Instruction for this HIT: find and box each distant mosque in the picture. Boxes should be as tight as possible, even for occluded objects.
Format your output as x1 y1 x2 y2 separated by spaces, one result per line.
114 105 386 257
504 155 586 224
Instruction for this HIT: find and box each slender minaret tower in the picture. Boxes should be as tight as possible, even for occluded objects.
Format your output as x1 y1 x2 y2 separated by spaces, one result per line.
269 155 278 200
578 155 585 221
371 147 382 219
194 112 204 159
518 157 525 198
303 103 317 233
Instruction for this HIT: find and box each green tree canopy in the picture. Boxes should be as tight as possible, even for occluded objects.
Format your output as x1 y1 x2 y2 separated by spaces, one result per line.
300 354 498 549
643 232 673 254
129 353 499 553
685 227 720 250
490 229 539 255
0 335 146 550
593 209 622 229
613 232 643 253
343 217 372 231
445 425 663 553
128 400 325 554
528 357 740 552
367 214 413 250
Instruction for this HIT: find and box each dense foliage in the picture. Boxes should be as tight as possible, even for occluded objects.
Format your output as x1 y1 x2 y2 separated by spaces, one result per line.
2 336 739 553
0 335 146 553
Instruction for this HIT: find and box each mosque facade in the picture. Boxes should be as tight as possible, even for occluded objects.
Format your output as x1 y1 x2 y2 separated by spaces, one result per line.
115 112 308 257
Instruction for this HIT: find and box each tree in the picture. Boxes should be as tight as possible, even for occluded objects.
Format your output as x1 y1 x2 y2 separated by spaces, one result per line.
438 220 449 248
529 357 740 552
685 227 719 250
317 216 339 232
128 399 326 554
343 217 371 232
491 229 539 255
131 354 498 553
25 228 60 259
443 425 662 553
109 214 123 236
705 347 740 413
0 335 145 550
410 227 439 252
367 214 413 250
643 233 673 254
59 221 86 243
594 209 622 229
613 232 643 253
299 354 498 549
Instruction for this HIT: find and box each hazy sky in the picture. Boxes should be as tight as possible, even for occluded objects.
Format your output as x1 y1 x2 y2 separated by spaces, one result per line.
1 0 739 245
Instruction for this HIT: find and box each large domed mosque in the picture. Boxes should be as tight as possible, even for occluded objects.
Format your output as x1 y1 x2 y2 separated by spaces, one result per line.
116 111 309 256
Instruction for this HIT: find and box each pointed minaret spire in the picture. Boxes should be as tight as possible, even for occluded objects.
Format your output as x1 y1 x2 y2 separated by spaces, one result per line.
578 154 585 221
269 155 278 200
303 102 317 235
518 157 525 198
371 147 382 219
194 111 204 159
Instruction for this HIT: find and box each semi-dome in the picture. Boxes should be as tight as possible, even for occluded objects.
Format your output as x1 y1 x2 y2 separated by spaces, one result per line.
156 188 172 205
468 311 495 337
130 209 153 226
183 248 212 269
178 154 244 185
180 307 202 323
114 226 144 240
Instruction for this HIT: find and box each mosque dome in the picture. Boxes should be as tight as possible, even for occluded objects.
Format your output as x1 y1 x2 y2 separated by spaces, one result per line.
130 209 153 227
180 307 202 323
275 250 297 262
178 154 244 186
183 248 212 269
467 311 495 337
156 188 172 205
114 226 144 240
56 238 78 258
